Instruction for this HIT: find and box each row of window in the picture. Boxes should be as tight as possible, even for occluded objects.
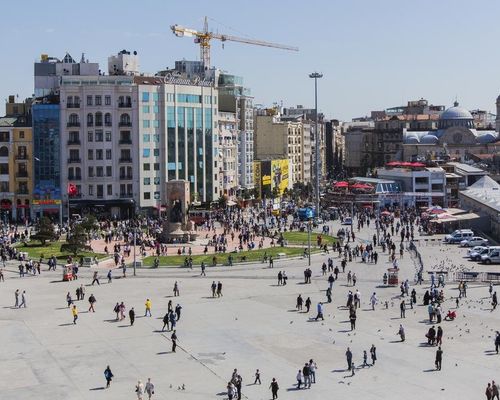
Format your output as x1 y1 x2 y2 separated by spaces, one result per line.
67 95 132 107
69 131 132 143
143 148 160 157
141 92 217 105
143 177 161 185
68 113 131 126
86 183 133 197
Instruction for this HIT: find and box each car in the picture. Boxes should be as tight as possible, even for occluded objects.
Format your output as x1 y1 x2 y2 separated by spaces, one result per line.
467 245 486 255
444 229 474 244
469 247 490 261
460 236 488 247
342 217 353 225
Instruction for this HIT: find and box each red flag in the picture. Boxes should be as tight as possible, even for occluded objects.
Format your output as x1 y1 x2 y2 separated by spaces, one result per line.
68 183 78 197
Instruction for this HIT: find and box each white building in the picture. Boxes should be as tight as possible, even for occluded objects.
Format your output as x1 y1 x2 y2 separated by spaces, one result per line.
218 112 238 199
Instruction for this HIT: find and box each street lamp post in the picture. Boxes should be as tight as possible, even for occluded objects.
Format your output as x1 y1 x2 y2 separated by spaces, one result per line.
307 218 312 266
309 72 323 218
133 226 137 277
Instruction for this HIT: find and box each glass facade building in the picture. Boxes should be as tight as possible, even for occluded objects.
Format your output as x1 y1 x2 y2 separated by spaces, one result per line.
32 104 61 220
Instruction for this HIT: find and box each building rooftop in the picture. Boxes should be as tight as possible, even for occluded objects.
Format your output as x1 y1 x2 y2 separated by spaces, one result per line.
447 162 487 174
460 176 500 212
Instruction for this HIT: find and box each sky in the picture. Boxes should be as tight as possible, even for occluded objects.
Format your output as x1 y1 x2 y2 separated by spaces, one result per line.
1 0 500 120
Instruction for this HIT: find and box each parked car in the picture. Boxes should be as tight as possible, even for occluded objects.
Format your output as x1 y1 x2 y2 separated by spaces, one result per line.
469 247 490 261
460 236 488 247
481 248 500 264
444 229 473 244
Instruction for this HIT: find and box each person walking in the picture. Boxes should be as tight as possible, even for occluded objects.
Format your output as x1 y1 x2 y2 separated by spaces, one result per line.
173 281 179 297
315 302 324 321
175 304 182 321
400 300 406 318
296 294 303 311
398 324 405 342
80 284 85 300
302 363 311 388
349 307 357 330
370 344 377 365
435 346 443 371
254 369 261 385
144 299 152 317
92 271 100 286
145 378 155 400
107 270 112 284
296 369 303 389
162 312 169 332
201 262 206 276
217 281 223 297
135 380 144 400
346 347 353 370
370 292 378 310
19 290 26 308
305 297 311 313
72 305 78 324
487 383 493 400
269 378 279 399
14 289 19 308
88 294 96 312
492 292 498 311
492 380 499 400
129 307 135 326
104 365 113 388
309 359 317 383
171 330 177 352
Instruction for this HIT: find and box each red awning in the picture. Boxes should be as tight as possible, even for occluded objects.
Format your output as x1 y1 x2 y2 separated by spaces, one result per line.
351 183 373 190
333 181 349 188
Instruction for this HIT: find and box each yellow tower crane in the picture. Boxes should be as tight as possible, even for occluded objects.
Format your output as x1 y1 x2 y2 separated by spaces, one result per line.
171 17 299 68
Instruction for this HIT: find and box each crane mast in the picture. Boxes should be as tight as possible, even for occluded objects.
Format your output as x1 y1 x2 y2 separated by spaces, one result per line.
171 16 298 68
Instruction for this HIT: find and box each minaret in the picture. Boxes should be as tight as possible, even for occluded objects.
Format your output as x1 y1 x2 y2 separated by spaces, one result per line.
496 95 500 133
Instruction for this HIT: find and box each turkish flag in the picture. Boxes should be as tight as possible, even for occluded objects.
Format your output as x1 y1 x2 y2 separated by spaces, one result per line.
68 183 78 197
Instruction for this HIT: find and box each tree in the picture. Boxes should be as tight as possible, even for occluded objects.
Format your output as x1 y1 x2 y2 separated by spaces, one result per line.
79 215 99 235
31 217 58 245
60 224 92 256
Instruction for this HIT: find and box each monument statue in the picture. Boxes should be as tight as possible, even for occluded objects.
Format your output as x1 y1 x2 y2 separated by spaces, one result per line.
170 199 183 223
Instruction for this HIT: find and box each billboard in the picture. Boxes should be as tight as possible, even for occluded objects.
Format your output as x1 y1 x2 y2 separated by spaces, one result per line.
271 159 289 196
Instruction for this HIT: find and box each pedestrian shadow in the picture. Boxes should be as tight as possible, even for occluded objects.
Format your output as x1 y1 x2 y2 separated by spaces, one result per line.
332 369 348 373
201 297 217 299
286 387 302 392
269 284 281 287
157 351 170 355
422 369 435 372
287 309 298 312
89 387 105 391
484 350 497 356
117 325 130 328
54 307 69 310
58 323 74 326
49 280 64 283
388 340 402 343
103 319 119 323
338 329 352 333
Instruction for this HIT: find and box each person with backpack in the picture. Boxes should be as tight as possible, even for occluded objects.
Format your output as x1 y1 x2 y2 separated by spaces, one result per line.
269 378 279 399
88 294 96 312
104 365 113 388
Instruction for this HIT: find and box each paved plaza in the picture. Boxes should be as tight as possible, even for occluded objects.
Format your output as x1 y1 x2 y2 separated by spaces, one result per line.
1 221 499 399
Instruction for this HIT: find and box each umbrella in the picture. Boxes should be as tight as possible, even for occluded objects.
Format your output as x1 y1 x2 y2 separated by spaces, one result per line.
351 183 373 190
436 213 455 219
410 162 426 167
381 211 391 216
333 181 349 188
386 161 400 167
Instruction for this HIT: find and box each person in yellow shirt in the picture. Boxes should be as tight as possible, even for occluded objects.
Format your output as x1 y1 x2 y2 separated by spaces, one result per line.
145 299 152 317
72 305 78 324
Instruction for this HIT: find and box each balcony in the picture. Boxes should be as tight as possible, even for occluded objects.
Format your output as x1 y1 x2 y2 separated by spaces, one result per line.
118 102 132 108
119 193 133 198
119 121 132 127
70 193 82 199
87 121 93 127
67 158 81 164
95 121 103 127
119 157 132 163
67 103 80 109
119 138 132 145
105 122 112 127
15 155 29 160
15 171 28 178
68 176 82 181
119 175 133 180
16 189 29 195
67 122 81 127
67 139 81 145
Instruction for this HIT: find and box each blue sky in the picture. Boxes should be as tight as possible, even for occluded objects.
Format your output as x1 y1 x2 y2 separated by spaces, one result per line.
1 0 499 120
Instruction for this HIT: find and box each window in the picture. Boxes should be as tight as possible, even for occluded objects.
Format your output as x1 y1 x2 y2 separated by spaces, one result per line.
143 163 150 171
144 177 151 185
88 185 93 195
153 148 160 157
153 120 160 128
153 134 160 142
153 105 159 113
144 192 151 200
95 130 103 142
143 134 150 142
154 176 160 185
96 149 103 160
95 96 102 106
152 93 159 101
142 92 150 102
106 166 112 176
154 191 160 200
88 166 94 177
143 149 150 157
19 131 24 139
95 112 102 127
0 182 9 192
143 120 150 128
154 163 160 171
177 94 202 103
107 184 112 195
120 113 131 126
87 96 92 106
87 131 93 142
67 96 73 106
105 95 111 106
87 113 93 126
105 131 111 142
167 93 174 102
96 166 103 177
69 149 79 160
143 105 150 113
104 113 112 126
106 149 112 160
97 184 103 198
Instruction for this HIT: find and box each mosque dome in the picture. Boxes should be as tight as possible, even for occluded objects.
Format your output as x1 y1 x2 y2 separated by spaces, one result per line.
406 135 420 144
438 101 474 129
477 132 497 144
420 134 439 145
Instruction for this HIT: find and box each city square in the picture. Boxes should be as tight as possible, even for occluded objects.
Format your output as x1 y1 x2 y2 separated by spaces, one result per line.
1 218 499 399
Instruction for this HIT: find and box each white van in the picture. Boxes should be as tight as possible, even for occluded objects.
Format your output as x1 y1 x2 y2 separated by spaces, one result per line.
444 229 473 244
